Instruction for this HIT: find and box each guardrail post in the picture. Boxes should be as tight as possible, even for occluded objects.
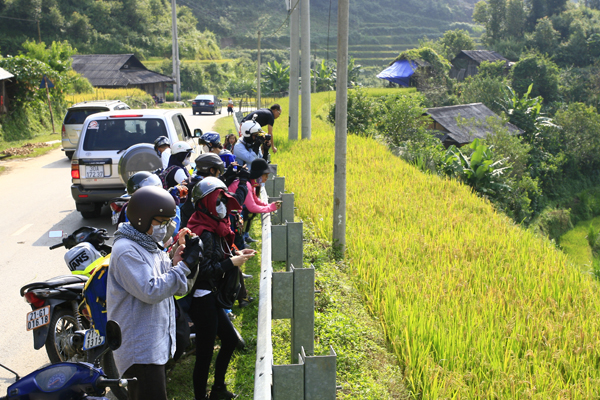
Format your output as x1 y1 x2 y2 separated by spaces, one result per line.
272 359 304 400
272 271 293 319
269 196 282 225
271 224 287 262
290 264 314 364
270 164 278 176
264 178 275 198
280 193 295 224
274 176 285 197
301 346 337 400
287 221 303 271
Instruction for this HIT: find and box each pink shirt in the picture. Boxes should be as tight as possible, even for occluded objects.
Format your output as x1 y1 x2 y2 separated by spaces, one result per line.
228 179 278 214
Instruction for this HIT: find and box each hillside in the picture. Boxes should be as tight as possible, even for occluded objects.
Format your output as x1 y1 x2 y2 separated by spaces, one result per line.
0 0 480 72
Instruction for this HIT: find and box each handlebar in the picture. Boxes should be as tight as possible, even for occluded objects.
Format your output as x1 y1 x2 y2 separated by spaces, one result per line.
97 377 136 388
49 242 65 250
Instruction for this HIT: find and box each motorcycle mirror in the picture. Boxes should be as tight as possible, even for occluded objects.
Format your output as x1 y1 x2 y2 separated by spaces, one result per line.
105 320 122 351
0 363 20 382
48 230 64 238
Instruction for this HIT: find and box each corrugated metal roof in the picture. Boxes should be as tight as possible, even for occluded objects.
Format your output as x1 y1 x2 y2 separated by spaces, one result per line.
455 50 509 64
71 54 174 87
0 67 14 81
426 103 522 145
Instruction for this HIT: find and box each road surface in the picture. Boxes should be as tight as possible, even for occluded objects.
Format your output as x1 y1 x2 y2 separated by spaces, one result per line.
0 109 224 391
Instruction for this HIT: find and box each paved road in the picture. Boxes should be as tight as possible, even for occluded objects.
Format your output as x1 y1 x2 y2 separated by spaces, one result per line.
0 109 224 390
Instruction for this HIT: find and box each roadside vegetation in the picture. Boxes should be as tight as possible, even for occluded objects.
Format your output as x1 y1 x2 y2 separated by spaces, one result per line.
273 91 600 398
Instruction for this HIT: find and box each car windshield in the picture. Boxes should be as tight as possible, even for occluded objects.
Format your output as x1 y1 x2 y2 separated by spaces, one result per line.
82 118 167 151
64 108 108 125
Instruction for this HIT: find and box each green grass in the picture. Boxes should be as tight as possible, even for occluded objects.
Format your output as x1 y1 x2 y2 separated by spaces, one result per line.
560 216 600 267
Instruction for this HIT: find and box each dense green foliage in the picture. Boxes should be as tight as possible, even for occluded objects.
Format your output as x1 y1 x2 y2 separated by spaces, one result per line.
0 0 220 60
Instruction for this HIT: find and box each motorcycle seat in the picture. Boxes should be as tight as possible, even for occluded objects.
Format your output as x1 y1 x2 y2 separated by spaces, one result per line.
20 275 89 296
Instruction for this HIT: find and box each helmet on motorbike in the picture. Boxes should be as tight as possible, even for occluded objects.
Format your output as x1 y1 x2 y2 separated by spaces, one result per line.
191 176 227 205
198 132 223 150
126 171 162 195
194 153 225 176
171 141 194 155
240 119 264 138
127 186 177 233
154 136 170 151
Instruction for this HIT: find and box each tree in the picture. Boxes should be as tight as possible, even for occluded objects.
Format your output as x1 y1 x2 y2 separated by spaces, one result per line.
21 40 76 73
531 17 560 56
554 103 600 170
473 0 489 25
488 0 507 42
438 29 475 60
262 60 290 94
505 0 526 39
510 53 560 102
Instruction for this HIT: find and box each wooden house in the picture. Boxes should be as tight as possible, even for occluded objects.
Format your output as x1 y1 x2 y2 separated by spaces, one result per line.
71 54 174 101
449 50 510 81
425 103 522 148
0 67 13 114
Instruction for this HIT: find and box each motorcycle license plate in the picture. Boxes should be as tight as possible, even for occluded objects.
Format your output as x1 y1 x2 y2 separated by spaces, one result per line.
86 165 104 178
83 329 105 350
26 306 50 331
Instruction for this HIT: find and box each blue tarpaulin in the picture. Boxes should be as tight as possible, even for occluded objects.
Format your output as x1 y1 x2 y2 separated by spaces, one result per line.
376 60 418 87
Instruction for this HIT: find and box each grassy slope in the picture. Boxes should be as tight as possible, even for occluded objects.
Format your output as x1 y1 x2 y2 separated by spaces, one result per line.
560 216 600 268
164 113 408 399
273 90 600 398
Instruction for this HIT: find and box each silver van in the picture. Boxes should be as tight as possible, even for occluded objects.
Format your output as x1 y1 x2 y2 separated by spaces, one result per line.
70 109 201 218
61 100 130 159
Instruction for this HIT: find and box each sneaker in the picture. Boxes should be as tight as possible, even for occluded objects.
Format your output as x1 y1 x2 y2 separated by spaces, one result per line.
238 297 255 308
209 385 237 399
241 273 253 279
244 236 258 243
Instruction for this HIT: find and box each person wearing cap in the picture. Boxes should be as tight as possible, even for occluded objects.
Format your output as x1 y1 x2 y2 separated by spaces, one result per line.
239 104 281 153
107 186 203 400
165 141 195 188
228 158 281 247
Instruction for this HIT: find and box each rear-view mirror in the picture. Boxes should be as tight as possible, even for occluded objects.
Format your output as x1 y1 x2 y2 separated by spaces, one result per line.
193 128 203 137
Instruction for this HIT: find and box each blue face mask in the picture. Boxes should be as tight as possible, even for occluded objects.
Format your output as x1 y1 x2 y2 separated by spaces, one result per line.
149 224 168 243
256 177 263 184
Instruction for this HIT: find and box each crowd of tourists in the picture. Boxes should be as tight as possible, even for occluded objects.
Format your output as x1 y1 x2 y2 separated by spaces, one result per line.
106 105 282 400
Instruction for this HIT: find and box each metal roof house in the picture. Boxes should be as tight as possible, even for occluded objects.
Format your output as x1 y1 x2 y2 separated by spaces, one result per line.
71 54 174 101
0 67 14 114
450 50 510 81
425 103 523 147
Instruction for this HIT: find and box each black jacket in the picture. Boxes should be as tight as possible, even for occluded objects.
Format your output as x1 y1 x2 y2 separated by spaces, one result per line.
192 230 235 292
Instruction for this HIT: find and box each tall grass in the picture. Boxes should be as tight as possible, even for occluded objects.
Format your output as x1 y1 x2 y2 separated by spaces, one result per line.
273 90 600 398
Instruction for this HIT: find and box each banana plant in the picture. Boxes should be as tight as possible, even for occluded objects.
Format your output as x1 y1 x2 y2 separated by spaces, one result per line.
442 139 512 196
262 60 290 94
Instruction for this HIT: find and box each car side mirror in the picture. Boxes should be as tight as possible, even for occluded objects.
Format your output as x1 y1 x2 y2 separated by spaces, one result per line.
193 128 203 137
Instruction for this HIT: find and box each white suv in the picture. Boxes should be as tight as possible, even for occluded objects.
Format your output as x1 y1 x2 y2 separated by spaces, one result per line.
61 100 130 160
70 109 202 219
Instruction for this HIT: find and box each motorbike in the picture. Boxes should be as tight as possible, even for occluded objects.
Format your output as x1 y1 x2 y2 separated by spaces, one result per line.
20 227 111 364
0 320 134 400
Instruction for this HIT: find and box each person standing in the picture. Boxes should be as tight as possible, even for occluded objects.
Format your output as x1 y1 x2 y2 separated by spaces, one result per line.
187 177 256 399
227 98 234 115
107 186 202 400
239 104 281 153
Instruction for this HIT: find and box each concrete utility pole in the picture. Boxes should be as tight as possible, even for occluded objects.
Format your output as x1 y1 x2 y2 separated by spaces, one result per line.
257 31 262 109
300 0 311 139
288 0 300 141
171 0 181 101
333 0 349 255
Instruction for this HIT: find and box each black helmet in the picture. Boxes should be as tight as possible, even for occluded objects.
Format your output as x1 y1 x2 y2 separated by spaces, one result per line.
249 158 272 179
191 176 227 205
194 153 225 176
126 171 162 195
127 186 176 233
154 136 170 152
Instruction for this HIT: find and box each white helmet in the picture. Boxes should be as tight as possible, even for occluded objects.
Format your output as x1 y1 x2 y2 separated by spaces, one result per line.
171 141 194 155
240 119 264 138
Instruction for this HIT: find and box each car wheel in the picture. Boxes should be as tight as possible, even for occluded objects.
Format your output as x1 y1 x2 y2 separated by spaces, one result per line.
66 151 74 160
80 203 102 219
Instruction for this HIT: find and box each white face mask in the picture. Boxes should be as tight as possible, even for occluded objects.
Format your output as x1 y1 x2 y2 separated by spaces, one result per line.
183 157 191 166
149 224 168 243
216 202 227 219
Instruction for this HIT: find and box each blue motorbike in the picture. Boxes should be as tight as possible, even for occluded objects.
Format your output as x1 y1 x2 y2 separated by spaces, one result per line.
0 321 133 400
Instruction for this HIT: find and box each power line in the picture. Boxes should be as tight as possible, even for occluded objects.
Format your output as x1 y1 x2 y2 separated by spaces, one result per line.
0 15 38 22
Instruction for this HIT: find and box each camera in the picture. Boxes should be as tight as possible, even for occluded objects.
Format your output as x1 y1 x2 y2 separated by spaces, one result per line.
265 134 272 141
